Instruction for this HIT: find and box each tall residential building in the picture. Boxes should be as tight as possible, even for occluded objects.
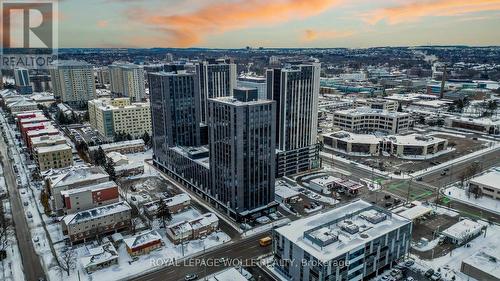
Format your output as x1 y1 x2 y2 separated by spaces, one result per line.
96 67 110 86
266 62 321 177
149 71 201 156
208 88 276 218
109 62 145 102
88 97 151 139
14 68 33 94
49 60 96 108
196 59 237 123
237 74 267 100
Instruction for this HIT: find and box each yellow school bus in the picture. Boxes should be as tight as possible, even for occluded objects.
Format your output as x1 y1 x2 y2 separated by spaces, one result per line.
259 236 272 247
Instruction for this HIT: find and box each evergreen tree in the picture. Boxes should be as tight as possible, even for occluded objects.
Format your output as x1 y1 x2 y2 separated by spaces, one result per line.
142 132 151 147
105 158 116 181
156 199 172 229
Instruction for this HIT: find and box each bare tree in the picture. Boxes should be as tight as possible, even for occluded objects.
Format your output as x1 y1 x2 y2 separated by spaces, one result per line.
57 248 77 276
0 208 11 260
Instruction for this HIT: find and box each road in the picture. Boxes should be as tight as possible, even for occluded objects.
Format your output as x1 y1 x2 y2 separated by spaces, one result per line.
0 120 46 280
130 233 274 281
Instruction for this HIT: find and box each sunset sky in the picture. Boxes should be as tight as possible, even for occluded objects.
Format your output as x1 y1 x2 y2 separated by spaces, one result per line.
57 0 500 48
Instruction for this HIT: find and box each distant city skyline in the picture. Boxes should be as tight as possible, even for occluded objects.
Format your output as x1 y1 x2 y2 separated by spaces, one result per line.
52 0 500 48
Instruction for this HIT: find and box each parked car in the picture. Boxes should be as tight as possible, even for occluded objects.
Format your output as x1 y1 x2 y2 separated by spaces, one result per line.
26 211 33 219
430 272 441 281
424 269 435 278
404 260 415 267
184 274 198 281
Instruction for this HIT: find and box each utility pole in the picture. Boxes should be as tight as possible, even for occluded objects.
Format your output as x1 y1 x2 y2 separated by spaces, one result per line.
406 174 413 205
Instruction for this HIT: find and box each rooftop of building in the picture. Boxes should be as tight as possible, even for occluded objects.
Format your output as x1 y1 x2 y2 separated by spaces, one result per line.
80 242 118 270
462 247 500 279
211 96 273 106
324 131 381 144
335 107 409 117
30 134 65 145
469 167 500 189
35 143 71 154
124 230 162 250
48 165 108 188
60 180 117 197
386 134 447 146
88 139 145 152
274 200 410 262
52 60 92 67
447 115 500 126
441 218 484 240
63 201 131 225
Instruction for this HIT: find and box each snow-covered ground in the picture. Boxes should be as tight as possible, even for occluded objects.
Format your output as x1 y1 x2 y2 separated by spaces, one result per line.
412 222 496 281
45 228 230 281
444 185 500 215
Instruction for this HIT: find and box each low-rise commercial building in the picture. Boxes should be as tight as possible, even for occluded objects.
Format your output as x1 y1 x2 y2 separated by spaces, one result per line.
45 165 109 212
445 116 500 135
60 181 119 214
441 219 485 245
34 143 73 172
354 98 399 111
62 201 132 244
322 132 448 159
468 168 500 200
461 248 500 281
273 200 412 281
333 107 411 134
88 97 152 139
88 139 145 155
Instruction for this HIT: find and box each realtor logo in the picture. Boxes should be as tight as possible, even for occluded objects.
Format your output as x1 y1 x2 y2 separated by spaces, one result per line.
1 0 58 69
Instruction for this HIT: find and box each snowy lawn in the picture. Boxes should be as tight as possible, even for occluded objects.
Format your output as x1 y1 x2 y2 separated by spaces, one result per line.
444 185 500 215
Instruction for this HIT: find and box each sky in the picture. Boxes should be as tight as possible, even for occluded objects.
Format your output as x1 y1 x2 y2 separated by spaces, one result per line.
33 0 500 48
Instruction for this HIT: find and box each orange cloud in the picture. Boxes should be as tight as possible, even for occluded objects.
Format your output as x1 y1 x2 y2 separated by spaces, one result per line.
97 20 109 28
128 0 342 47
301 29 353 42
367 0 500 25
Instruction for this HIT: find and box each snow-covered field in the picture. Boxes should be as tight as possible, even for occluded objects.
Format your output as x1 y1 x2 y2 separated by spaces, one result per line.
444 185 500 215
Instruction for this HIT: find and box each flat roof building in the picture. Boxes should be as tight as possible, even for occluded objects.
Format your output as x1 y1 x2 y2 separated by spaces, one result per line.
333 107 411 134
273 200 412 281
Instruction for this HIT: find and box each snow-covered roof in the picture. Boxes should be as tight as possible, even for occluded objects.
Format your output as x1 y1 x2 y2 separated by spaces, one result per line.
413 100 452 108
88 139 145 152
441 219 484 240
396 205 432 220
35 143 71 154
30 134 65 146
469 168 500 190
144 194 191 213
311 175 341 187
324 131 381 145
168 212 219 235
207 268 248 281
447 116 500 126
462 247 500 279
80 242 118 270
50 166 108 188
386 134 446 146
62 201 131 225
275 200 410 262
124 230 162 250
335 107 410 118
60 181 117 197
275 182 300 199
106 151 129 164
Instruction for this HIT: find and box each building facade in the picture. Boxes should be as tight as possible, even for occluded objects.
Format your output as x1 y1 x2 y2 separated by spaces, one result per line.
196 59 237 123
149 71 201 150
266 63 321 177
60 181 119 214
208 88 276 218
34 143 73 172
273 200 412 281
88 97 152 139
109 62 145 102
14 68 33 94
50 60 96 108
333 107 411 134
